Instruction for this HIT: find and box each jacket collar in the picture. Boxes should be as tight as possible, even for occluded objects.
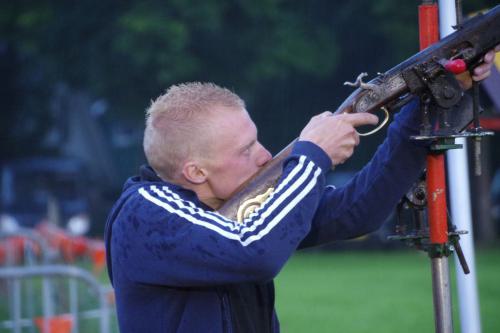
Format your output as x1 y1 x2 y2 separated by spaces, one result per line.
137 165 212 210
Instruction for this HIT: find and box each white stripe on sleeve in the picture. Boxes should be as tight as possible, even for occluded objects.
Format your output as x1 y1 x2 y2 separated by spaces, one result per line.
138 155 322 246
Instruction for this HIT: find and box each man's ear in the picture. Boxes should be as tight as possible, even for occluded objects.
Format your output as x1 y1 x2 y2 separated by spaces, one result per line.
181 161 207 185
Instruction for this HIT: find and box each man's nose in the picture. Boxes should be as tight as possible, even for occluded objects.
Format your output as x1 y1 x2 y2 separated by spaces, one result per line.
256 144 272 167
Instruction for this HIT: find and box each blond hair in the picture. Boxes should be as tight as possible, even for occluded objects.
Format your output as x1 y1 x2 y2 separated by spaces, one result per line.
143 82 245 180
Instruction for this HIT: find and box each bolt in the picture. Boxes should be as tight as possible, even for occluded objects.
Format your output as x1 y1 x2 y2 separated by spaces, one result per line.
415 188 426 201
443 86 455 99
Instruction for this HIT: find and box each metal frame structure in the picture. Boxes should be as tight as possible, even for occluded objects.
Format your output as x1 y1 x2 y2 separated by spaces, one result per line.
0 265 112 333
0 226 115 333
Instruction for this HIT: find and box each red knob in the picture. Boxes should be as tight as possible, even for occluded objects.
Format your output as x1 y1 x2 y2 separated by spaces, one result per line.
444 59 467 74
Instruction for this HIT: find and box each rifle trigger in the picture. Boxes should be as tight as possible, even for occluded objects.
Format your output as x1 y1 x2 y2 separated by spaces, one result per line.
357 107 390 137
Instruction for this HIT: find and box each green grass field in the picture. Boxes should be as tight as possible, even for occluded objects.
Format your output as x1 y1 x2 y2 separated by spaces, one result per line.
1 248 498 332
275 247 500 333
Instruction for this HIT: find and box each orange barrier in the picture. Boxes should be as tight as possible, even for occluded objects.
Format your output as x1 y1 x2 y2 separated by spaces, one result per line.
0 236 41 265
36 223 88 262
34 223 108 274
87 240 106 274
34 314 73 333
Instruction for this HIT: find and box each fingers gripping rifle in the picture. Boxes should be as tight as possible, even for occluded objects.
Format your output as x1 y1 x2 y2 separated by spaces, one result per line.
218 6 500 221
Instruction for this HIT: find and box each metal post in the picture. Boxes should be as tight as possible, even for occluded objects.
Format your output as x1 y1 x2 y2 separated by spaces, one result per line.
12 279 21 333
431 258 453 333
99 289 110 333
439 0 482 332
24 241 36 333
419 3 454 332
69 278 79 333
426 152 454 333
41 278 54 333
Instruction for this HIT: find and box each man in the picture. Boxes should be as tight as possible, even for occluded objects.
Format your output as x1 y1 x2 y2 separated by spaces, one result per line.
105 48 498 332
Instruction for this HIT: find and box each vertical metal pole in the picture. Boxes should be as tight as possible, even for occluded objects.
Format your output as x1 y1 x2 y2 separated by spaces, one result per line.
13 279 21 333
42 277 54 333
426 153 454 333
25 243 36 333
439 1 482 332
99 289 110 333
431 258 454 333
69 278 79 333
426 154 449 245
419 3 454 332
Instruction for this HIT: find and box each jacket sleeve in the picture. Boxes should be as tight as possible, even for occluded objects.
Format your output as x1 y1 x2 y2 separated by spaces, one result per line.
299 99 427 248
109 141 331 287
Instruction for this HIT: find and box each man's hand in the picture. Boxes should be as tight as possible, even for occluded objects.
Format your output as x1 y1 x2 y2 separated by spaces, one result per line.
299 112 378 166
456 44 500 89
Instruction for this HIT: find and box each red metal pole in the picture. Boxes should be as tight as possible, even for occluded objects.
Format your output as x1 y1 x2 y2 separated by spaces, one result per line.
419 4 440 49
419 3 454 332
427 154 449 244
419 2 449 245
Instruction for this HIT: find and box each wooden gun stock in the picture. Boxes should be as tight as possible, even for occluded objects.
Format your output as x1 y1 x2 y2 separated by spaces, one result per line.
217 141 294 221
217 5 500 220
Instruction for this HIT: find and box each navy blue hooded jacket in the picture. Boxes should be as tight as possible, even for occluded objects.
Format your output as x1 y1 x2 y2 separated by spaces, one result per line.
105 100 426 332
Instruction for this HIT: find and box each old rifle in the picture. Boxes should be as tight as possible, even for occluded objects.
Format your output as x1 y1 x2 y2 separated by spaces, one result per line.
217 5 500 221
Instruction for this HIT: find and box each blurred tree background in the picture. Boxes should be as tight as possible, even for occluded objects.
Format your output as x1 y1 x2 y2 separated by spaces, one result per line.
1 0 498 232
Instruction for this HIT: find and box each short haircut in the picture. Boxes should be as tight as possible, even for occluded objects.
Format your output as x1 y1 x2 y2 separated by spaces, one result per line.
143 82 246 180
